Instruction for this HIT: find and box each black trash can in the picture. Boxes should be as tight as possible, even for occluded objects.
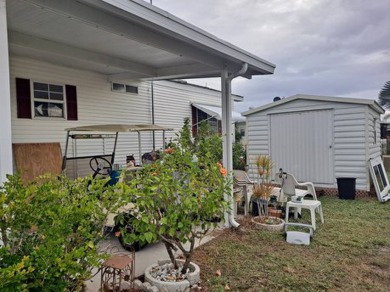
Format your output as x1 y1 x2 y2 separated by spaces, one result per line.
336 177 356 200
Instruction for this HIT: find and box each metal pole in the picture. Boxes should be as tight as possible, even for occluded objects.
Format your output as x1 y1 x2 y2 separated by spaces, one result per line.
138 131 142 165
151 81 155 150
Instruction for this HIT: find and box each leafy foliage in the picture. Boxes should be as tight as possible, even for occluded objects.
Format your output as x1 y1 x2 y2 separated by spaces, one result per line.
0 174 119 291
378 80 390 108
117 119 232 274
232 127 246 170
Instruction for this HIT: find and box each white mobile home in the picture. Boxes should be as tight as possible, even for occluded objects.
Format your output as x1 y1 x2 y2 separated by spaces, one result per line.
1 0 275 227
10 56 243 166
242 94 384 194
0 0 275 187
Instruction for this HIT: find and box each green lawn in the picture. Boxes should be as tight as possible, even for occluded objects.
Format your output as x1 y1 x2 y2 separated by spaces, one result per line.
192 196 390 291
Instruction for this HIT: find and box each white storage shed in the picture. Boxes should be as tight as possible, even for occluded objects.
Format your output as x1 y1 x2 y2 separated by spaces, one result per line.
242 94 385 193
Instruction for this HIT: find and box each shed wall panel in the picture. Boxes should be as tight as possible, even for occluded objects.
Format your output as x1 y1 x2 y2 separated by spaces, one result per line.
246 97 382 191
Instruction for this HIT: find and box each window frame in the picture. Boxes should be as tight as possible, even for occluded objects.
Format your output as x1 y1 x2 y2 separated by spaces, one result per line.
31 80 67 119
111 82 138 94
192 106 221 135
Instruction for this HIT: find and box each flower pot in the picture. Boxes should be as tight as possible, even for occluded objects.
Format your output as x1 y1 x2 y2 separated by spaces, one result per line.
268 208 282 218
144 259 200 292
251 216 285 232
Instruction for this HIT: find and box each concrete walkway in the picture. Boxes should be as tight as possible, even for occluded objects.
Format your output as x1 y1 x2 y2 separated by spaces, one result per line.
84 227 223 291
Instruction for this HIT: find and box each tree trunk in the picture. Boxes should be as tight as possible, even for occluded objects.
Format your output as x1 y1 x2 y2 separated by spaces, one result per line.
164 241 178 269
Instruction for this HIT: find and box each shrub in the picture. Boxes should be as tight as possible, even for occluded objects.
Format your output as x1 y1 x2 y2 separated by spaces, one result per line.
0 174 119 291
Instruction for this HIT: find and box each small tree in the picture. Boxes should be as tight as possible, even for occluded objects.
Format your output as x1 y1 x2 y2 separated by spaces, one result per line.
117 119 231 274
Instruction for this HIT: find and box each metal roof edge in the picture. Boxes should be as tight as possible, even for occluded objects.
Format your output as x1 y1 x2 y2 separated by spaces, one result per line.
242 94 385 116
167 80 244 101
98 0 275 74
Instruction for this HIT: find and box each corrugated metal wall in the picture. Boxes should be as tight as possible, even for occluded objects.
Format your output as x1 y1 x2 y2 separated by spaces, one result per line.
9 57 223 168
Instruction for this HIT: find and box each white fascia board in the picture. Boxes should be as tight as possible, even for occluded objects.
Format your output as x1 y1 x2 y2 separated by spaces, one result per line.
93 0 276 74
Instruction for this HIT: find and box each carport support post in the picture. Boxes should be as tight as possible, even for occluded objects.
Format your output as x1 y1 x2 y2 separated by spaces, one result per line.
0 0 13 184
221 69 238 228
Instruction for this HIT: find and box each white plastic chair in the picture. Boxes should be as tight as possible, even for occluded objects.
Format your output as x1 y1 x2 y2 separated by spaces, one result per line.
275 172 315 202
277 172 324 231
233 170 254 216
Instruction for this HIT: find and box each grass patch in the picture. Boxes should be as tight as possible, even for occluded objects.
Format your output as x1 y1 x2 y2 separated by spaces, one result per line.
192 196 390 291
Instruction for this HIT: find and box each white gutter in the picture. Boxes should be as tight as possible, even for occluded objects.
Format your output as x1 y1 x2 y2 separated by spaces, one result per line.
222 63 248 228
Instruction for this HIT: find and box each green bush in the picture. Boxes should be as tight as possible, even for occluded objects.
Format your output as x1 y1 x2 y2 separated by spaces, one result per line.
117 119 232 274
0 174 120 291
232 126 246 170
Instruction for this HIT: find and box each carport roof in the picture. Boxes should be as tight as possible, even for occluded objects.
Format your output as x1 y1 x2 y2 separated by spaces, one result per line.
6 0 275 81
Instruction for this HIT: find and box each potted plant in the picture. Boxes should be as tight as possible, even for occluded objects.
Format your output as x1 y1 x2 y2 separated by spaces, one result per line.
251 155 274 216
116 119 231 290
250 155 285 231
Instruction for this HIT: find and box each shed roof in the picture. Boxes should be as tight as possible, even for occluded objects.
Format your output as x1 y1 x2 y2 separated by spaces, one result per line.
242 94 385 116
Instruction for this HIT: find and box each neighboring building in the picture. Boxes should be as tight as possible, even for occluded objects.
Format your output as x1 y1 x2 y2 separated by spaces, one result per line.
242 94 384 194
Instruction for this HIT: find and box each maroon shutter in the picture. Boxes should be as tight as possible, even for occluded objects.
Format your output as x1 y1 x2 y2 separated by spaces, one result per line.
16 78 32 119
191 106 197 137
66 85 78 120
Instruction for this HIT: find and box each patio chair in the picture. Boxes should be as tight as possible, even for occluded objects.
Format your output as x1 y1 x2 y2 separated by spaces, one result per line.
233 170 255 216
275 171 315 202
278 172 324 231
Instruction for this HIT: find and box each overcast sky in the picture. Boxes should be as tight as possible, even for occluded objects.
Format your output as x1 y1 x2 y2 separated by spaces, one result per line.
149 0 390 112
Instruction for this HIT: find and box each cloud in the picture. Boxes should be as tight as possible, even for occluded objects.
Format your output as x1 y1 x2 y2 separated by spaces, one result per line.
151 0 390 112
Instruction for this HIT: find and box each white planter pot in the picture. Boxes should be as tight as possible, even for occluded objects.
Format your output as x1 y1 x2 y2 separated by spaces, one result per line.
251 216 285 232
144 259 200 292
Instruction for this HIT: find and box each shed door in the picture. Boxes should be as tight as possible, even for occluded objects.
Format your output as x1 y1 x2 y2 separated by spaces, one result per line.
270 110 333 184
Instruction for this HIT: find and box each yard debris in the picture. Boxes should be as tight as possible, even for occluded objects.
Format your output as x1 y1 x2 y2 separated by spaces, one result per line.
215 269 221 276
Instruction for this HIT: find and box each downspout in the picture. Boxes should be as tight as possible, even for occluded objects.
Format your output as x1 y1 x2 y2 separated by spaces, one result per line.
151 81 156 150
222 63 248 228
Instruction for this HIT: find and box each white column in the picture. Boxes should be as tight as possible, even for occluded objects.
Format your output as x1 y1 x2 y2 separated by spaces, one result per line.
221 69 239 227
0 0 13 184
221 70 233 173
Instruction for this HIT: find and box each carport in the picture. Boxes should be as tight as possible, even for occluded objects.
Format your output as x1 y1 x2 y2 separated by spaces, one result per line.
0 0 275 225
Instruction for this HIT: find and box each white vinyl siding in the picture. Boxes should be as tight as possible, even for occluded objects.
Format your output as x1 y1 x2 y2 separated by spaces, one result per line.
9 57 225 167
245 97 383 191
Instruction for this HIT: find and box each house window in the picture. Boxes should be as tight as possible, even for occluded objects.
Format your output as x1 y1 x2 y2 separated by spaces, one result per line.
240 128 245 137
16 78 77 120
112 82 138 94
191 106 221 136
33 82 65 118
